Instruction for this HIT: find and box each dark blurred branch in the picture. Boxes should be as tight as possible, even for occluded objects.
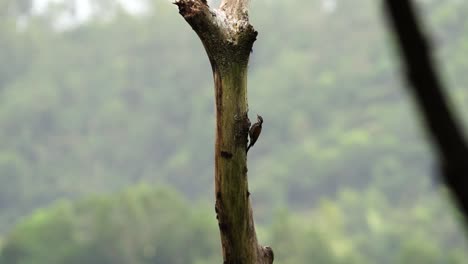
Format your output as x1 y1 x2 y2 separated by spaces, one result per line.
383 1 468 221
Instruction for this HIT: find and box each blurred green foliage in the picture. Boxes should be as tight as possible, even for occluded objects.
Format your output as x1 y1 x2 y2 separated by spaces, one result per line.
1 186 466 264
0 0 467 262
0 186 221 264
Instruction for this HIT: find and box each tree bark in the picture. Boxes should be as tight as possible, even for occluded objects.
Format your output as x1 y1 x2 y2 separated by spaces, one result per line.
174 0 274 263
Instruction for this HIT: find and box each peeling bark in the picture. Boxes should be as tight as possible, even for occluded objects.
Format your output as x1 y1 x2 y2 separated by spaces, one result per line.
174 0 273 263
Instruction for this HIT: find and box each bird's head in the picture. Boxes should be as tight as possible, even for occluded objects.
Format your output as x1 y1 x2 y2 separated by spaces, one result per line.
257 114 263 124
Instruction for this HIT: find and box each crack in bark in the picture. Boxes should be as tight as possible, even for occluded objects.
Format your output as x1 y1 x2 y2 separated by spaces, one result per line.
221 151 233 159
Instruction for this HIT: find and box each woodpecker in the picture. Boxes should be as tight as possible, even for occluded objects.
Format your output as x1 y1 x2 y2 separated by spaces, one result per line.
247 114 263 153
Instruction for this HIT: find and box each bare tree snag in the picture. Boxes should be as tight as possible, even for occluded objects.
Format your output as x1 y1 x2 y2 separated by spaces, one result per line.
383 0 468 222
174 0 274 263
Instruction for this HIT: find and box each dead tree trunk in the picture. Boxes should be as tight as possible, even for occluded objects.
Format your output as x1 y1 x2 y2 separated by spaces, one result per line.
174 0 274 263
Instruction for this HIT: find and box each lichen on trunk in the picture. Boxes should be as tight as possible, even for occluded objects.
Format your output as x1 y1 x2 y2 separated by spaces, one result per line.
174 0 273 263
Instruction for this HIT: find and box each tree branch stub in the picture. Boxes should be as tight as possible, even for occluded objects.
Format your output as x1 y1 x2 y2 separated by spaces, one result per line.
175 0 257 70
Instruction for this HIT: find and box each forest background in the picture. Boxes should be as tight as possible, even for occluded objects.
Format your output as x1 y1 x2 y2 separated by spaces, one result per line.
0 0 467 263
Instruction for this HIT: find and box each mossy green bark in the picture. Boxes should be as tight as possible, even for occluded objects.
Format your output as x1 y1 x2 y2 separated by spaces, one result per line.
214 64 253 263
